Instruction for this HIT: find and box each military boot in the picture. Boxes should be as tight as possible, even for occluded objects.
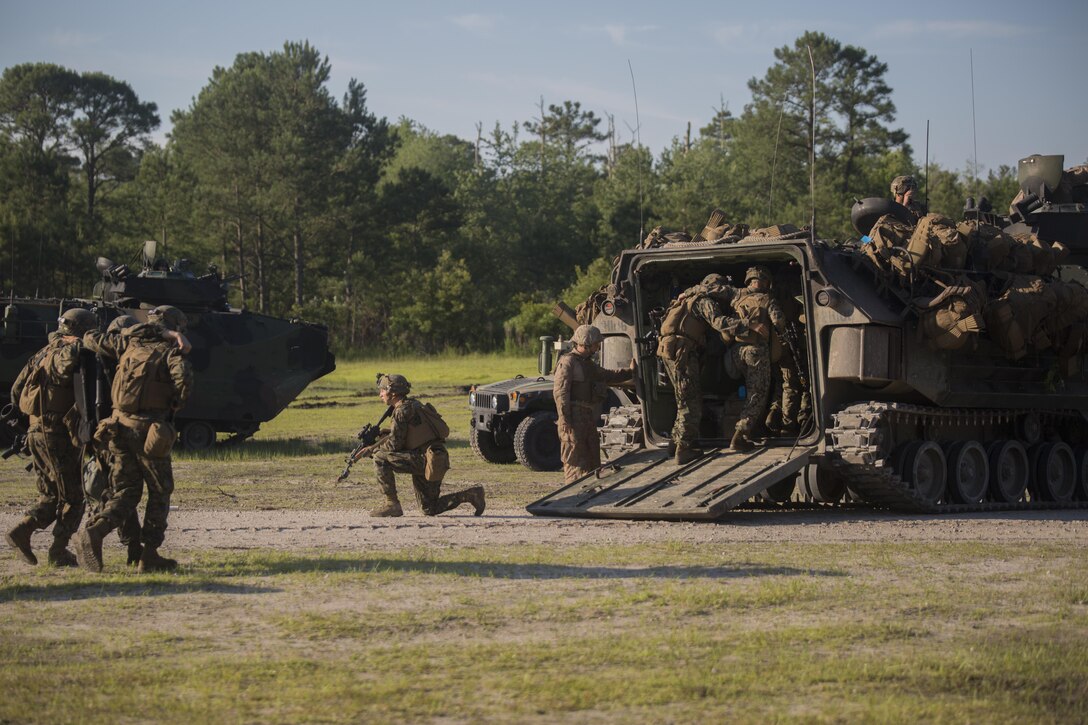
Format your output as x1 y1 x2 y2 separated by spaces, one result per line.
127 541 144 566
73 520 111 573
137 547 178 573
5 517 38 566
47 536 78 567
675 445 703 465
730 427 755 452
464 486 486 516
369 497 403 517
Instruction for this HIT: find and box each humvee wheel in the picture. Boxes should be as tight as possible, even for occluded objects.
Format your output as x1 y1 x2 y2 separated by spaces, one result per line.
1028 442 1076 502
894 441 946 505
514 411 561 471
988 440 1029 503
469 427 517 464
180 421 216 451
944 441 988 505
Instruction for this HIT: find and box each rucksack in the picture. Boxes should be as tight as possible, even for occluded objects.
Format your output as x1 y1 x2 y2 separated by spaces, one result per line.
112 341 175 413
404 400 450 450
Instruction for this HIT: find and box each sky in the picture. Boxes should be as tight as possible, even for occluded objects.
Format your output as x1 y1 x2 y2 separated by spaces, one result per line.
1 0 1086 175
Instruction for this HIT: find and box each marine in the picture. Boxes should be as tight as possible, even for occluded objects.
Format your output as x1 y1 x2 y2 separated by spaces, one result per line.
73 305 193 573
656 273 752 463
553 324 634 483
370 373 485 517
728 266 780 451
5 308 97 566
891 174 927 221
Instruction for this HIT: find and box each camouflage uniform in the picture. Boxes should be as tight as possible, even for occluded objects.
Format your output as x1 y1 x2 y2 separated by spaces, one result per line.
5 328 87 566
729 269 782 448
891 175 926 220
371 381 483 516
656 278 746 456
75 318 192 572
553 333 633 483
765 282 810 434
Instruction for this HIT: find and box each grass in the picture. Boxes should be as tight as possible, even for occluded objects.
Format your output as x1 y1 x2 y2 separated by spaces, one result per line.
2 356 1087 722
1 542 1086 723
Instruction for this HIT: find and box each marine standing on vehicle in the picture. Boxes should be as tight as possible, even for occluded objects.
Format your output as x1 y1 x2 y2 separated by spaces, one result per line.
370 374 485 517
74 305 192 573
553 324 634 483
5 308 97 566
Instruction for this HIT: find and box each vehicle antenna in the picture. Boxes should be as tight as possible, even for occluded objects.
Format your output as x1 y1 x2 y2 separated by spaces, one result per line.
628 59 644 244
807 44 817 243
768 103 784 220
924 119 930 211
970 48 979 199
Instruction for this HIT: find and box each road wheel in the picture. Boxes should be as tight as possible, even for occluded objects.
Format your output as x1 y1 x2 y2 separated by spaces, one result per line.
514 411 561 471
799 462 844 503
179 420 216 451
987 440 1028 503
944 440 988 505
469 427 516 464
1028 442 1076 502
894 440 946 506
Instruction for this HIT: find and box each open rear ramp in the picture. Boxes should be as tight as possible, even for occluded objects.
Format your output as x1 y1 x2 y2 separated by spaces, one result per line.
527 445 815 521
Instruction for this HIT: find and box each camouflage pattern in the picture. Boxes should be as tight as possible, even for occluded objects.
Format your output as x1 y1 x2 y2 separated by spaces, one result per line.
657 286 747 449
23 429 84 542
729 343 770 433
373 396 475 514
11 332 85 549
80 323 192 548
553 351 632 483
662 353 702 447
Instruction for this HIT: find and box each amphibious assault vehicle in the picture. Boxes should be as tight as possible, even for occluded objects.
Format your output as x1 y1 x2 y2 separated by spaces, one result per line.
1 242 335 449
529 154 1088 520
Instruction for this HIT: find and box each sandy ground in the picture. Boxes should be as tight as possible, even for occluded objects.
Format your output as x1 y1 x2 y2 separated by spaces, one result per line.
4 507 1084 560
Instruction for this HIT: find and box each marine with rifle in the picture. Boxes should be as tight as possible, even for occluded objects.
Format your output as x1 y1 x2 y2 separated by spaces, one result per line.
363 373 484 518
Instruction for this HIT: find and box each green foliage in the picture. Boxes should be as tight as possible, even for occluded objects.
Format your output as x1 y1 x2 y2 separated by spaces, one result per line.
1 32 1036 350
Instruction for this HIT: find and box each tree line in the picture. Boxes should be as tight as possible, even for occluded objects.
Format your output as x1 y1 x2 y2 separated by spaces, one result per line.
0 33 1023 354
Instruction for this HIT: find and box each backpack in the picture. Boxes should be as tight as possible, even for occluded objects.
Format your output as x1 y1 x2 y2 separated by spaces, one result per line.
17 339 76 417
112 341 175 413
404 401 450 450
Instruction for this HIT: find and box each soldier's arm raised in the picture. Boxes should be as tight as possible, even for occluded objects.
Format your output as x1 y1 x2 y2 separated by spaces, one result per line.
82 329 124 361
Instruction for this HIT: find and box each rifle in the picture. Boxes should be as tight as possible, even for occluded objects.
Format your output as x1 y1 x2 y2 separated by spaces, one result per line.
0 403 29 461
780 319 810 390
337 405 394 482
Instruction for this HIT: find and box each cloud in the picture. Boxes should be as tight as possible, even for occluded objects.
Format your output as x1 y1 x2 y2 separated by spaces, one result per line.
873 19 1023 39
450 14 499 33
588 24 657 46
46 29 103 49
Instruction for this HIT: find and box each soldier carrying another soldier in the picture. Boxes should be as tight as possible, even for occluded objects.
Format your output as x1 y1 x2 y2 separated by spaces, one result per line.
553 324 634 483
74 305 192 573
369 374 485 518
5 308 97 566
728 266 783 451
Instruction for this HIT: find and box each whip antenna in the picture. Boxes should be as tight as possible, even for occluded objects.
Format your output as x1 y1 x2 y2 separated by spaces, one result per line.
807 44 816 243
970 49 978 197
768 104 784 220
925 119 930 211
628 59 644 243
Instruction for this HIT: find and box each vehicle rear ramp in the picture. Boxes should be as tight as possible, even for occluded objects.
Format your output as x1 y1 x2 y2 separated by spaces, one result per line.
527 444 815 521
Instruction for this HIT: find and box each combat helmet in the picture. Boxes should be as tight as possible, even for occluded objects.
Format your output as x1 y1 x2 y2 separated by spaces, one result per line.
701 273 728 288
57 308 96 337
745 265 771 286
147 305 187 332
571 324 603 347
377 373 411 396
107 315 138 334
891 175 917 196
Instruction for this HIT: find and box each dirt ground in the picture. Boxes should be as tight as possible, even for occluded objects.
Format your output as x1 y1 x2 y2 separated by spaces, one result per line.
3 506 1084 567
